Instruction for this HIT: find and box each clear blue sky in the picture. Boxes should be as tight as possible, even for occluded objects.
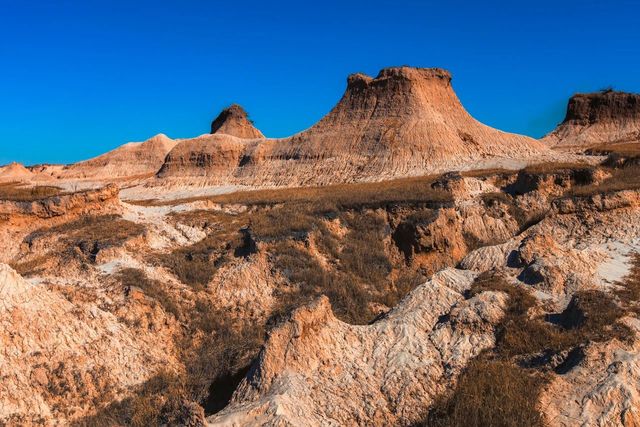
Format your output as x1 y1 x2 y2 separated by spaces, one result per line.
1 0 639 165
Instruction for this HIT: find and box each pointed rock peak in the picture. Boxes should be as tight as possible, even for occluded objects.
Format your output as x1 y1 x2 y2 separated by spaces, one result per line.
210 104 264 139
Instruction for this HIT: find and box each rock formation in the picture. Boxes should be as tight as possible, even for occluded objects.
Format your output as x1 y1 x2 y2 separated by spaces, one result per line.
209 269 507 426
0 162 34 182
0 263 179 423
3 65 640 427
211 104 264 139
158 67 547 186
60 133 177 179
543 90 640 148
0 184 120 219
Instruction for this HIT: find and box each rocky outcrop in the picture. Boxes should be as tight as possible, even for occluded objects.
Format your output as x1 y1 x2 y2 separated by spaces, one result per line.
541 325 640 426
0 263 178 424
543 91 640 148
211 104 264 139
60 133 177 180
0 184 120 219
208 269 507 426
157 134 246 180
158 67 547 186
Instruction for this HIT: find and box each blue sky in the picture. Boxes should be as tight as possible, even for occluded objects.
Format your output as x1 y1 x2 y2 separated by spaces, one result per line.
1 0 639 165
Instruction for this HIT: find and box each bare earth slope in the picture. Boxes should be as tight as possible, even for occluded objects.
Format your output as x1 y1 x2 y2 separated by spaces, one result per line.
0 162 34 183
543 90 640 148
158 67 548 186
60 133 177 179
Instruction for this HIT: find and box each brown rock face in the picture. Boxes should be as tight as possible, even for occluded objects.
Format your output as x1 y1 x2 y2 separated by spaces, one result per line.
159 67 546 185
210 104 264 139
543 91 640 147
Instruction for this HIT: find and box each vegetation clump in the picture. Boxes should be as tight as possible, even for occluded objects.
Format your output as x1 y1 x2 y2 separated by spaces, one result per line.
425 270 635 427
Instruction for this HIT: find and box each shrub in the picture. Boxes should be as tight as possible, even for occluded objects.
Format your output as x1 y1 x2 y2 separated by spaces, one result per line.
159 234 237 289
426 359 546 427
73 370 186 427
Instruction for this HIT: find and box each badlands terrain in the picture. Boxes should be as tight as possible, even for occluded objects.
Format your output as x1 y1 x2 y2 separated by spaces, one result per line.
1 66 640 426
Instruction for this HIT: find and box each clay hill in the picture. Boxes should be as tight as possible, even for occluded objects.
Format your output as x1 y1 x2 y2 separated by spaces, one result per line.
0 162 34 182
157 67 547 186
543 90 640 148
59 133 177 180
210 104 264 139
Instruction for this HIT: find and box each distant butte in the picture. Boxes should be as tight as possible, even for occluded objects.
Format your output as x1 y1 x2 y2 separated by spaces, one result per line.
543 90 640 148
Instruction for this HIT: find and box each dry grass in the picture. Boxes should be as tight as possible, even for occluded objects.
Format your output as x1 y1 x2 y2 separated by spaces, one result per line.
186 299 265 409
37 215 144 245
264 211 401 325
115 268 181 319
340 212 392 284
158 236 228 289
586 142 640 157
9 255 52 277
267 240 372 325
425 271 634 426
470 272 633 359
0 182 63 201
614 253 640 316
73 370 186 427
132 174 452 208
78 299 265 425
522 161 594 175
157 214 244 288
460 167 516 178
481 192 546 233
26 215 145 263
426 359 546 427
568 163 640 196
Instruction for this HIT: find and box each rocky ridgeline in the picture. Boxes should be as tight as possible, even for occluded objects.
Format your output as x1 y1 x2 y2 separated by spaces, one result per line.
158 67 546 186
